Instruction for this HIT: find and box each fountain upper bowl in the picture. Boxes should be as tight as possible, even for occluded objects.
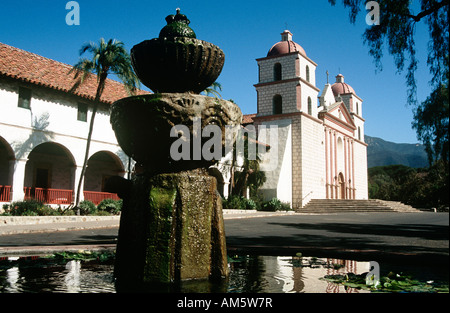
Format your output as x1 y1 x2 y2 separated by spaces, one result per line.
131 37 225 94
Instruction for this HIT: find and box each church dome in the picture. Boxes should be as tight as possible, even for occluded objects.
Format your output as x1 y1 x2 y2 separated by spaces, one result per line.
267 30 307 57
331 74 355 96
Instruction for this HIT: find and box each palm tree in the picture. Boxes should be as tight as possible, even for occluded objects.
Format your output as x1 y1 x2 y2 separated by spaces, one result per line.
203 82 223 98
69 38 140 210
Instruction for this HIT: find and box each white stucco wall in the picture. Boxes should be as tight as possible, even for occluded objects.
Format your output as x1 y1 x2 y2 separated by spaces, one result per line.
0 78 128 201
257 119 292 203
353 141 369 199
299 115 326 205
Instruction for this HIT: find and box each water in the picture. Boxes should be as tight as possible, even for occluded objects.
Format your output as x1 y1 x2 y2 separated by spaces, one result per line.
0 257 115 293
0 255 447 293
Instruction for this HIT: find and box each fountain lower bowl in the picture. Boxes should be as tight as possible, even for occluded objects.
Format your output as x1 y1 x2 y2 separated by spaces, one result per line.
110 93 242 174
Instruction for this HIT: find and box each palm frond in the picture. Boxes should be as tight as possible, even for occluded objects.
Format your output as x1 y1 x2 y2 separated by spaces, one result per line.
69 37 140 93
203 81 223 98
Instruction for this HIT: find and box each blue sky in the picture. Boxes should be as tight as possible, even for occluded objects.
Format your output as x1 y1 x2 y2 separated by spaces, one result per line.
0 0 434 144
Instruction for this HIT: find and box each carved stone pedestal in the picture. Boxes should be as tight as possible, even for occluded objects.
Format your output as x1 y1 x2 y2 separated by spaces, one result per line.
114 169 229 287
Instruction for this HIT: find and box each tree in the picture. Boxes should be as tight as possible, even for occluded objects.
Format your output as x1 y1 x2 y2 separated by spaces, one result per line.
203 82 223 98
412 82 449 166
69 38 140 210
368 163 448 209
329 0 449 166
329 0 448 103
231 131 266 198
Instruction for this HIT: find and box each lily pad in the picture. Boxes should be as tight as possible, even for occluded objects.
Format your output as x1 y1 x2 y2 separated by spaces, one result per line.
321 272 449 293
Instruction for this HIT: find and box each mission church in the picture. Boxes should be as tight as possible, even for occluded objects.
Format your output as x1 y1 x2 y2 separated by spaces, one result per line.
248 30 368 208
0 30 368 209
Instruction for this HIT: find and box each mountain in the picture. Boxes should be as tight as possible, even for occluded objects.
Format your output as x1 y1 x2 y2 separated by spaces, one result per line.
365 135 429 168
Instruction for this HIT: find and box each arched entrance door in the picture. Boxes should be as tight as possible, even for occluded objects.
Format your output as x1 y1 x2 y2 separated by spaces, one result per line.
338 172 346 199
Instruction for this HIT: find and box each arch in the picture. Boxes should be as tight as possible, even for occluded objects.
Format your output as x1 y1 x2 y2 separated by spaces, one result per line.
84 151 125 193
23 142 76 204
273 63 282 81
0 136 14 160
307 97 312 115
0 136 14 186
273 94 282 115
306 65 310 82
208 167 225 198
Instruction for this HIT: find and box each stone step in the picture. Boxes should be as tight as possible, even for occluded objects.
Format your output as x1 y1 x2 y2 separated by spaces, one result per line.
299 199 422 213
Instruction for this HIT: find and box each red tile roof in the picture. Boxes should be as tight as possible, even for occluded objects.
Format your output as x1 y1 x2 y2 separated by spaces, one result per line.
242 113 256 124
0 42 149 104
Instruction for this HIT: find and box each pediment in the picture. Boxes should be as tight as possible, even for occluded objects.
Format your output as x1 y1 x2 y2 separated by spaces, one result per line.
319 102 356 129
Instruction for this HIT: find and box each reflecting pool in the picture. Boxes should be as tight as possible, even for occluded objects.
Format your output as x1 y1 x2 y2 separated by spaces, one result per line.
0 255 447 293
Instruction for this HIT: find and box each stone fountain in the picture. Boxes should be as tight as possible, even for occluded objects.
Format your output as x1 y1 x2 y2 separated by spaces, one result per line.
110 9 242 288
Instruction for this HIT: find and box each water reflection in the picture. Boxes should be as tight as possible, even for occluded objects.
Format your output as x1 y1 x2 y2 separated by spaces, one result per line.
64 260 81 293
0 255 426 293
0 256 115 293
228 256 371 293
6 266 20 293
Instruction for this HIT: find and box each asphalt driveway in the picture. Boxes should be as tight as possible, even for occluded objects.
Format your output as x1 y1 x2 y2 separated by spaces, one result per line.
224 213 449 266
0 212 448 267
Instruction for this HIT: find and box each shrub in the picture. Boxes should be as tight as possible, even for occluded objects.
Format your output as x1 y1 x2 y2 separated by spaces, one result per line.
260 198 292 212
1 199 60 216
223 195 244 210
222 195 258 210
78 200 97 215
0 198 123 216
96 209 113 216
36 205 61 216
97 198 122 215
244 198 258 210
260 198 280 211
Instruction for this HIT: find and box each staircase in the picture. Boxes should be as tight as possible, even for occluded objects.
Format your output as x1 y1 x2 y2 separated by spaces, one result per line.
299 199 422 213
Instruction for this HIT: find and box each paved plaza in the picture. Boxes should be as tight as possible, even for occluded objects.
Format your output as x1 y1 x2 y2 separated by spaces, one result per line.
0 212 448 266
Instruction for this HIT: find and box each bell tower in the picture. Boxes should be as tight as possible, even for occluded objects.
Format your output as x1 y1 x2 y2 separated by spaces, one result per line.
254 30 320 118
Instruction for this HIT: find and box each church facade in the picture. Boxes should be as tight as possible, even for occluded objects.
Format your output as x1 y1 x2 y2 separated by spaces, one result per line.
1 35 368 209
252 31 368 209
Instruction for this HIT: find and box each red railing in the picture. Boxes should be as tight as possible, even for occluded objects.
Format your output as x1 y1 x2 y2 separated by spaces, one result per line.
24 187 73 205
83 191 120 205
0 185 11 202
3 187 119 205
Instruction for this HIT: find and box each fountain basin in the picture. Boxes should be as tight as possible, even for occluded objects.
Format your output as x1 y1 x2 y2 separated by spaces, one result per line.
110 93 242 174
131 38 225 93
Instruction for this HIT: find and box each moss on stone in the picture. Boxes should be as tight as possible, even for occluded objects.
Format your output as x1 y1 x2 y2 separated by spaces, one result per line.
144 186 177 283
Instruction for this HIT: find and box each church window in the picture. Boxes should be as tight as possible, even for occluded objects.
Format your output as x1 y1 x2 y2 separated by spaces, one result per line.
274 63 282 81
273 95 282 115
258 64 261 82
356 102 359 115
18 87 32 109
307 97 312 115
358 127 361 140
77 103 88 122
306 65 310 82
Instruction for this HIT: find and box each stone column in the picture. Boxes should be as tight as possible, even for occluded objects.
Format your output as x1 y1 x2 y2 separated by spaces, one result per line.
11 159 26 202
73 165 85 202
